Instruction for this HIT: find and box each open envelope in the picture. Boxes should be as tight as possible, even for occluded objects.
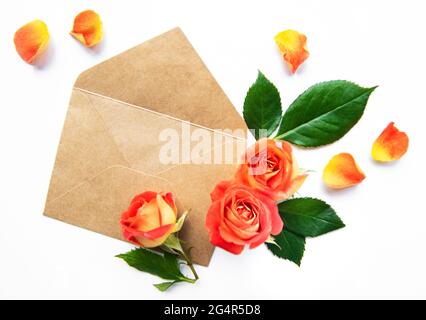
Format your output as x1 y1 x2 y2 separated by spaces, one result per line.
44 28 247 267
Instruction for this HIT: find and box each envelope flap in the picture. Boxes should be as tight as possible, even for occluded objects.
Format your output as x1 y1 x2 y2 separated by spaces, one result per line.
46 89 128 202
75 27 246 131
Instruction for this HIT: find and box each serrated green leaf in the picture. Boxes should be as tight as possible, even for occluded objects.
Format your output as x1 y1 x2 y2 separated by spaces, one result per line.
243 71 282 140
154 281 178 292
116 248 194 283
266 229 305 266
279 198 345 237
275 80 376 147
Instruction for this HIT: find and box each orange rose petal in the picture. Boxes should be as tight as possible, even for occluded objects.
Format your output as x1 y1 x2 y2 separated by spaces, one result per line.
285 174 308 198
372 122 409 162
274 29 309 73
14 20 49 64
323 153 366 189
70 10 103 47
136 224 174 248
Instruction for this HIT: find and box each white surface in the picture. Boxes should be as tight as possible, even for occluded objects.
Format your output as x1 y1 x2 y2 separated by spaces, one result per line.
0 0 425 299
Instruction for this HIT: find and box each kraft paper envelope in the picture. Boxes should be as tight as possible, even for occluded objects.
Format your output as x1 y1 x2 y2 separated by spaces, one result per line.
44 27 247 267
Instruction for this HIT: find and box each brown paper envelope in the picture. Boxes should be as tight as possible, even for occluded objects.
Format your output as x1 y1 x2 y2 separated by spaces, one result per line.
44 28 247 267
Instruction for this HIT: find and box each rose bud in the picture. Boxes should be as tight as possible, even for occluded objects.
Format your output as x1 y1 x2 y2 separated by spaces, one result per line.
120 191 182 248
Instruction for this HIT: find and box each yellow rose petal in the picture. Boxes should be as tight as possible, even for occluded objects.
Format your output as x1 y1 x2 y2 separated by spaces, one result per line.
14 20 49 64
323 153 366 189
372 122 409 162
274 29 309 73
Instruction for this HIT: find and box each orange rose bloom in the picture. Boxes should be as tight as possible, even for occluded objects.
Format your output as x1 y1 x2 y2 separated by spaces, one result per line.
206 181 283 254
236 139 307 201
120 191 178 248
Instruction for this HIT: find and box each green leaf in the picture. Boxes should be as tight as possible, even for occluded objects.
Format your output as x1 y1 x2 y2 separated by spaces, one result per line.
154 281 178 292
243 71 282 140
279 198 345 237
275 80 377 147
116 248 194 286
266 229 305 266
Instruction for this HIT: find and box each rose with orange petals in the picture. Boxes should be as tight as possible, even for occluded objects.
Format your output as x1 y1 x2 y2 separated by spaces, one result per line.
14 20 49 64
274 29 309 73
372 122 409 162
206 181 283 254
120 191 183 248
323 153 366 189
236 139 307 201
70 10 103 47
118 191 198 290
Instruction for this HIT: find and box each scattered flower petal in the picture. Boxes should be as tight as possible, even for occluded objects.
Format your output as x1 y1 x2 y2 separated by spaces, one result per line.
14 20 49 64
372 122 409 162
70 10 103 47
323 153 366 189
274 29 309 73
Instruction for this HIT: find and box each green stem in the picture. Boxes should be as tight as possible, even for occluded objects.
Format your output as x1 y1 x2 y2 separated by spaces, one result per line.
273 132 288 141
180 277 197 284
162 234 199 281
180 250 199 281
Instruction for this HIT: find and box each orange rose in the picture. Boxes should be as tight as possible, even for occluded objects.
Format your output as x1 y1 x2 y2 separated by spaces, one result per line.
236 139 307 201
205 181 283 254
120 191 180 248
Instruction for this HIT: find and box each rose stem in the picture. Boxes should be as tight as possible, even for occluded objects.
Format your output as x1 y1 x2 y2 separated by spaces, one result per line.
180 249 199 281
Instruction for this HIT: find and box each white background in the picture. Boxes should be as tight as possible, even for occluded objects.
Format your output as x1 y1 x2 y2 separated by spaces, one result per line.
0 0 425 299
